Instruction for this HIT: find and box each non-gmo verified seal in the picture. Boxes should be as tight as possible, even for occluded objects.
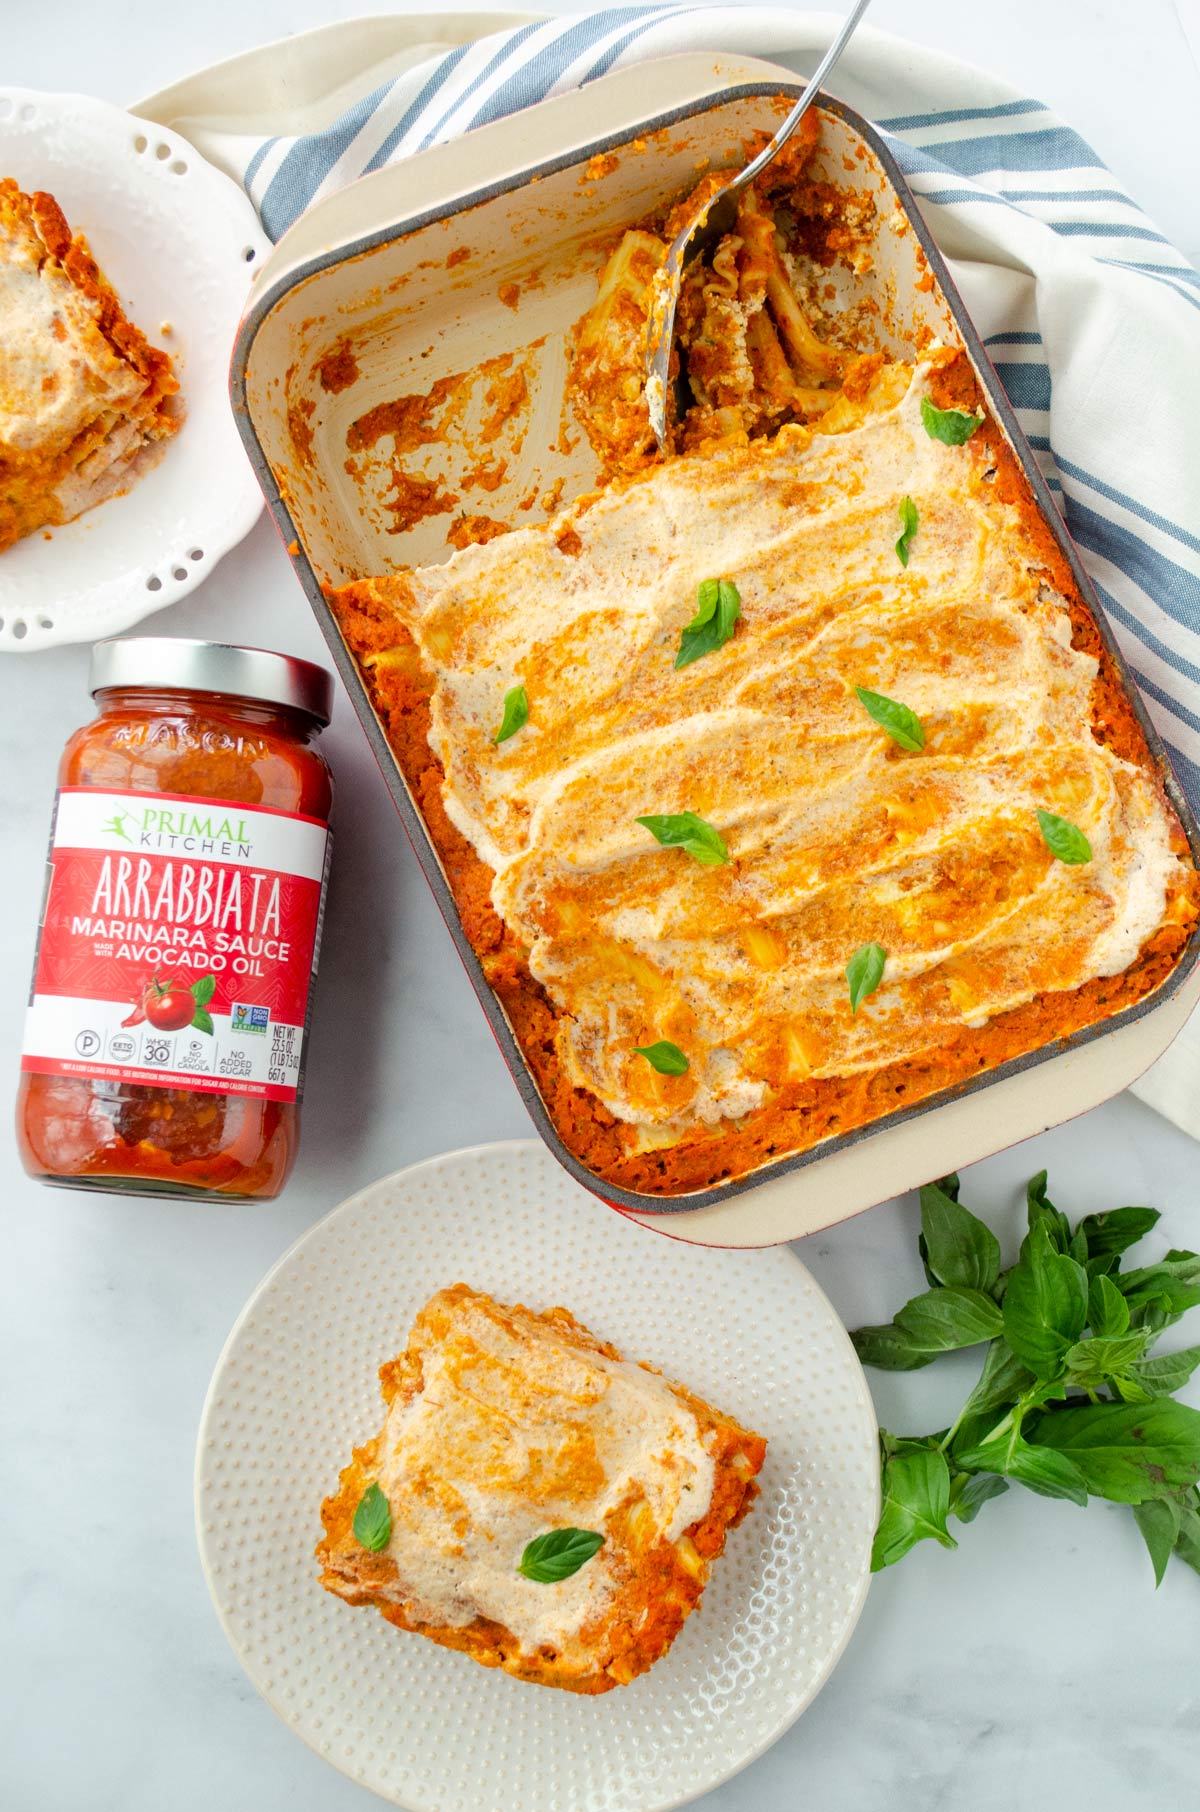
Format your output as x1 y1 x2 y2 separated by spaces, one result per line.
231 1003 270 1036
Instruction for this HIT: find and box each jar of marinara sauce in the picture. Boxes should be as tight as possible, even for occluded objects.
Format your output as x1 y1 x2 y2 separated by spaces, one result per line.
17 638 334 1200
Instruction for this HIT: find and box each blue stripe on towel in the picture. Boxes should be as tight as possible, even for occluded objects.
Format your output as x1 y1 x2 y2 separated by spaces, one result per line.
1090 583 1200 692
1064 500 1200 632
414 22 547 148
361 43 474 175
991 362 1052 413
244 136 278 195
878 99 1048 131
923 126 1104 176
1046 220 1174 245
1055 458 1200 560
260 78 396 238
468 11 663 128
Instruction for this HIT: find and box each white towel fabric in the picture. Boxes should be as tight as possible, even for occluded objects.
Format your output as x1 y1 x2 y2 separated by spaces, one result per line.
135 7 1200 1139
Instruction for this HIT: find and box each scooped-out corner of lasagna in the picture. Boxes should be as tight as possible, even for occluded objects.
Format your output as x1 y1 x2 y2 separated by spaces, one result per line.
316 1283 766 1693
0 178 181 554
327 107 1200 1198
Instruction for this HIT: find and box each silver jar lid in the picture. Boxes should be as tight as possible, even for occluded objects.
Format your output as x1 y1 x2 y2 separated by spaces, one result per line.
90 637 333 725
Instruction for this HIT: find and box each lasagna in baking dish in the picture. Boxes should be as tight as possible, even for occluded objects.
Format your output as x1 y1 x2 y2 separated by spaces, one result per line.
0 179 180 553
317 1284 766 1692
330 113 1199 1197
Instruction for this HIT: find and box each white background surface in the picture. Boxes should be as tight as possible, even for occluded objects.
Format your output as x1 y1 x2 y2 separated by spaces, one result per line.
3 5 1200 1811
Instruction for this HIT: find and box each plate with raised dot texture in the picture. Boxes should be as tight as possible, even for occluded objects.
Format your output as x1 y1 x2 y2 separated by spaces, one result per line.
0 87 267 652
196 1140 879 1812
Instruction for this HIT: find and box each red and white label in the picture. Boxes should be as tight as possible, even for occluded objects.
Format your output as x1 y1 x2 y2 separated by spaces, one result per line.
22 788 330 1104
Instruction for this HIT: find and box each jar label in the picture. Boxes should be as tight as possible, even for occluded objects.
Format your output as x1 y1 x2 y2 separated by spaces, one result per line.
21 788 330 1104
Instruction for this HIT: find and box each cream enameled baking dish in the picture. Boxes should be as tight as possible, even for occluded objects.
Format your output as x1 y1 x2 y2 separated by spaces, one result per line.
230 52 1200 1248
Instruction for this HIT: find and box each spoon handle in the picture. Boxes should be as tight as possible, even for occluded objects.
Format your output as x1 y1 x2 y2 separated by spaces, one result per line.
733 0 874 200
644 0 874 447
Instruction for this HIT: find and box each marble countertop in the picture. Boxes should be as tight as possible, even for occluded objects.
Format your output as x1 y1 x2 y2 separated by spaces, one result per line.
4 5 1200 1809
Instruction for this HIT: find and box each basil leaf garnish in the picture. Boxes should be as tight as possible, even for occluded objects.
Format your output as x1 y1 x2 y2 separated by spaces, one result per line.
1088 1273 1131 1338
1131 1343 1200 1397
1132 1496 1182 1587
675 577 741 669
852 1322 939 1371
953 1427 1088 1505
1026 1169 1073 1252
955 1339 1035 1426
872 1446 957 1571
636 811 729 866
1002 1224 1089 1378
352 1482 393 1553
518 1527 606 1583
894 1286 1005 1352
633 1040 689 1075
855 686 925 752
895 495 919 566
953 1472 1009 1524
1036 808 1092 865
1064 1331 1153 1390
919 1178 1002 1293
920 395 983 445
846 940 886 1013
1025 1398 1200 1504
494 684 529 744
1077 1206 1161 1261
1118 1255 1200 1333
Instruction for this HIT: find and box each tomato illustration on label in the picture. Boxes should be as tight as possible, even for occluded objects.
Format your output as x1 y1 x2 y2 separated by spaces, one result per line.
122 973 217 1034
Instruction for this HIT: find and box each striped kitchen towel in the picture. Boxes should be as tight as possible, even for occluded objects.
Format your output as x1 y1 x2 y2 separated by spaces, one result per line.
136 6 1200 1135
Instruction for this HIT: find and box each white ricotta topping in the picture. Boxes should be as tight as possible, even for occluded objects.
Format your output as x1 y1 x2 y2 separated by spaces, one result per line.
0 232 143 460
374 1295 715 1658
379 365 1184 1138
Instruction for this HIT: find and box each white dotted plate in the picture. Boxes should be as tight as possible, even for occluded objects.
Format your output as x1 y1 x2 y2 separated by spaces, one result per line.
195 1141 879 1812
0 87 267 651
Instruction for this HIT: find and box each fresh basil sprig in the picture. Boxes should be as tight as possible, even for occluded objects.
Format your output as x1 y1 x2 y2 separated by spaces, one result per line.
494 684 529 744
636 811 729 866
676 577 742 669
855 686 925 753
853 1169 1200 1585
846 941 887 1014
895 495 919 566
352 1482 392 1552
518 1527 605 1582
633 1040 689 1076
1036 807 1092 865
920 395 983 445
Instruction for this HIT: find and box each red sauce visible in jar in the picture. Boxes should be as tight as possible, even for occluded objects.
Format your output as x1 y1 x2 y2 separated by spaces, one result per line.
17 638 334 1200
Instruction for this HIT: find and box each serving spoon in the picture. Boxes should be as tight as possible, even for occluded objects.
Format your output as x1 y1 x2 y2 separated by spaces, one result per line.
643 0 874 450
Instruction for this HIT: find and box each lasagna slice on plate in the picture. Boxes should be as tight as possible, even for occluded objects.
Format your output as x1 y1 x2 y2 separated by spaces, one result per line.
317 1283 766 1692
0 178 180 553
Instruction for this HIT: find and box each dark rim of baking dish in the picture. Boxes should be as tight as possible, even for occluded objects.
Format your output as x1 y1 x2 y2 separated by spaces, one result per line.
230 79 1200 1217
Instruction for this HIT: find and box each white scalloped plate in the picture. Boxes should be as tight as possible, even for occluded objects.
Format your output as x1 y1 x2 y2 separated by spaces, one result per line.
0 87 268 651
195 1141 879 1812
